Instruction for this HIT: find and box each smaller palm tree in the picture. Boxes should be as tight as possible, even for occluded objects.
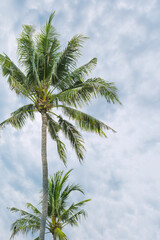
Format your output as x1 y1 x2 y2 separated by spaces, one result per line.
9 170 90 240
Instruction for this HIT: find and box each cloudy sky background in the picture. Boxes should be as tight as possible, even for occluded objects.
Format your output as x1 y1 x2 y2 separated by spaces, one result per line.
0 0 160 239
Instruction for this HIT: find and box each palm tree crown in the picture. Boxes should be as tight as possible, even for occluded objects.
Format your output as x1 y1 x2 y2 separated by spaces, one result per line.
0 12 120 162
9 170 91 240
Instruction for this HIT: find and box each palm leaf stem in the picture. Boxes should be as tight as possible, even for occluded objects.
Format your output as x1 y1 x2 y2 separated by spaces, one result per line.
48 111 59 118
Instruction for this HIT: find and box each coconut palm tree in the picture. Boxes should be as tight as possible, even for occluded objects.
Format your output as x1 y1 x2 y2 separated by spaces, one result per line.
0 12 120 240
9 170 91 240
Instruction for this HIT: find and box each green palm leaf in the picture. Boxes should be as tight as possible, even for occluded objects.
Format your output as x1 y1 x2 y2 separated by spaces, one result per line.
36 12 60 82
59 105 115 135
0 104 35 129
17 25 41 86
26 203 41 216
61 199 91 226
46 113 67 164
85 77 121 104
0 54 29 95
52 34 87 89
52 57 97 95
58 116 85 162
9 206 40 239
54 228 68 240
60 184 84 205
63 209 87 227
69 57 97 82
54 77 121 107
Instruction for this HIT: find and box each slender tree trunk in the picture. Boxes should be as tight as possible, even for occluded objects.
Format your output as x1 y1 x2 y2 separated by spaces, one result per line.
39 112 48 240
53 232 56 240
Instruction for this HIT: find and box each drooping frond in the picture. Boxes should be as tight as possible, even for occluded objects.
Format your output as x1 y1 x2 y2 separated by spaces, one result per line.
54 77 121 107
61 199 91 226
85 78 121 104
0 54 28 95
46 113 67 164
26 203 41 216
10 218 40 240
9 207 40 239
58 116 85 162
58 105 115 136
9 207 41 222
52 34 87 90
63 209 87 227
0 104 35 129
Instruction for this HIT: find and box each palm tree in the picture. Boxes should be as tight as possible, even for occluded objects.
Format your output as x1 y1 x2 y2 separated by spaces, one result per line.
9 170 91 240
0 12 120 240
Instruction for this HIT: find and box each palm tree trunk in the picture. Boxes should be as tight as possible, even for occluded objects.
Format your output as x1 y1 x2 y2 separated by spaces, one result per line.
39 112 48 240
53 232 56 240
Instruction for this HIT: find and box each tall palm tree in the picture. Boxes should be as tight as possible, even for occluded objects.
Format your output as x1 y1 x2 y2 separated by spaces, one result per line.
0 12 120 240
9 170 91 240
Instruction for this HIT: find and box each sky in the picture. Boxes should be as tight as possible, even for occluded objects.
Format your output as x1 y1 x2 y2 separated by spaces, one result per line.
0 0 160 239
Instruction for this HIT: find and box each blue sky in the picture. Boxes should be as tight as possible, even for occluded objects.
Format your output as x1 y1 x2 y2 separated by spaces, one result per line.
0 0 160 239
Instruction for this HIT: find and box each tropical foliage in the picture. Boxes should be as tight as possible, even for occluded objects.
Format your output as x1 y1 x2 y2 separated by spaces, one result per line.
9 170 90 240
0 12 120 240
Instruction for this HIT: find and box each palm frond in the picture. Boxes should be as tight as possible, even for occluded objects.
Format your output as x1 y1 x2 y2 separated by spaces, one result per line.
26 203 41 216
0 104 36 129
73 199 91 208
17 25 35 64
58 116 85 162
59 169 73 192
59 105 115 136
17 25 41 86
9 206 41 239
48 175 63 218
69 57 97 82
48 170 73 217
61 199 90 225
52 34 87 89
10 220 40 239
61 184 84 205
51 57 97 95
46 113 67 164
0 54 29 95
63 209 87 227
54 228 68 240
54 77 121 107
37 12 58 55
85 78 121 104
9 207 41 222
36 12 60 82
